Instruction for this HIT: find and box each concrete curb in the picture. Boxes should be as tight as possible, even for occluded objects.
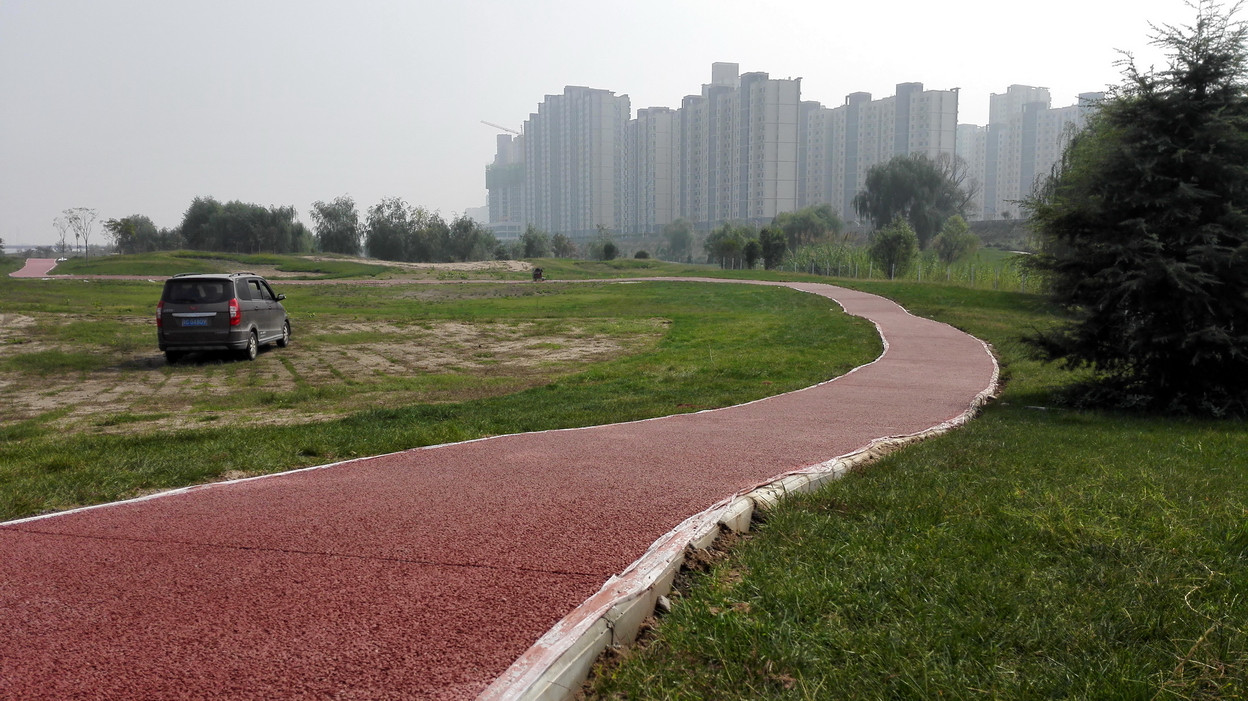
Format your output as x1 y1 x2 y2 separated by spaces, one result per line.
478 343 1000 701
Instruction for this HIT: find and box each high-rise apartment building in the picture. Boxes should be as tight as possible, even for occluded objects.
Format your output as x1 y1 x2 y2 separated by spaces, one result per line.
739 71 802 224
798 100 843 213
621 107 680 235
676 68 737 228
1034 92 1103 183
956 124 988 217
799 84 959 221
966 86 1103 219
676 63 800 229
485 133 525 239
487 68 1100 237
522 86 630 237
501 63 800 237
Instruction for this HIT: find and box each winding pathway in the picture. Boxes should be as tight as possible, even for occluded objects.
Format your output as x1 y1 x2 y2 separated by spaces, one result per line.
0 278 997 699
7 258 61 278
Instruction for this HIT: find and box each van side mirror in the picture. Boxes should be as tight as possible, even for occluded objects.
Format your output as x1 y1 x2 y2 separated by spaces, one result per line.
276 294 286 301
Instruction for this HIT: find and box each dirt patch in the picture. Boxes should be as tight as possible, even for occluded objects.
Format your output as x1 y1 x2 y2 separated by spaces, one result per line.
0 314 665 436
0 314 38 345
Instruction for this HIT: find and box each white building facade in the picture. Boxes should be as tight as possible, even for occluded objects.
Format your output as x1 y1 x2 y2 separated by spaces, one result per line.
522 86 631 237
798 84 959 222
491 64 800 238
963 85 1103 219
621 107 680 235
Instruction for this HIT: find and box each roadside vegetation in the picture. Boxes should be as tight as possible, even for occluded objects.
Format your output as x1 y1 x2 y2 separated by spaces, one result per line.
785 242 1037 293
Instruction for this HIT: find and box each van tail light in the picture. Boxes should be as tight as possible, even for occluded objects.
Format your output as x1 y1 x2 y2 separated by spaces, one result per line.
156 300 164 327
228 298 241 326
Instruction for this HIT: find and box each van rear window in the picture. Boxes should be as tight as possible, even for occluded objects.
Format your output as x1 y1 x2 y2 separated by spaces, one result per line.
164 280 231 304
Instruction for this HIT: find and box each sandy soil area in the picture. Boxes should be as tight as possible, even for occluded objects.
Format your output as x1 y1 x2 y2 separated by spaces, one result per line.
0 314 664 436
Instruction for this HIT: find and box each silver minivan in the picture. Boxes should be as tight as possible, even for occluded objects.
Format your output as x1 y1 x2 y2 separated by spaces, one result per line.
157 272 291 363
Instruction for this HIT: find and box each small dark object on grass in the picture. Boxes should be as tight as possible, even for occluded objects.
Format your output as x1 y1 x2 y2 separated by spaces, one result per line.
532 267 545 282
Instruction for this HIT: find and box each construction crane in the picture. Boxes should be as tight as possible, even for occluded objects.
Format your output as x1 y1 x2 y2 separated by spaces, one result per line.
481 120 521 136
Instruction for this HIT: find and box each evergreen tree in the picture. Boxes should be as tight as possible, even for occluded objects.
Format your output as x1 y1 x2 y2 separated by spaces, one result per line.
759 227 788 270
743 239 762 269
1025 1 1248 413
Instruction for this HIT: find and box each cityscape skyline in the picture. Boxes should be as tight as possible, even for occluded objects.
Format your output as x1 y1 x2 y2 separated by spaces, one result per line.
1 1 1193 249
489 64 1100 240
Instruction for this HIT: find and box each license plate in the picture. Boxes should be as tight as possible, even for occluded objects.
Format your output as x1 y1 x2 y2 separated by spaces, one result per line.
181 318 209 327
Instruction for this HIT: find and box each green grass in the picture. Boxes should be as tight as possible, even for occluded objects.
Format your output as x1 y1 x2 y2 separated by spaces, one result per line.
787 243 1042 293
0 349 114 375
585 280 1248 700
0 280 880 520
525 257 718 280
50 250 389 278
94 412 172 427
51 251 230 276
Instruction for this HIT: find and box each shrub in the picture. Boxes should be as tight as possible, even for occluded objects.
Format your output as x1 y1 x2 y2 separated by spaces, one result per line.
869 219 919 278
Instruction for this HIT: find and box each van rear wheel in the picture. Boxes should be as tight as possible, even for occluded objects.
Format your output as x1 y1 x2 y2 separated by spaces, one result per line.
239 332 258 361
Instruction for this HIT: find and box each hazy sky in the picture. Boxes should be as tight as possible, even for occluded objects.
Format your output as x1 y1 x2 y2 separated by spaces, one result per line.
1 0 1195 248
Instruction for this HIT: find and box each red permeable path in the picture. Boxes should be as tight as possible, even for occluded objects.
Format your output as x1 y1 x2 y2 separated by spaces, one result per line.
1 281 997 700
7 258 61 278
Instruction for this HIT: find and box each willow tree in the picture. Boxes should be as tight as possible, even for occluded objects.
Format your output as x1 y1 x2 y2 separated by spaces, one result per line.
853 154 970 249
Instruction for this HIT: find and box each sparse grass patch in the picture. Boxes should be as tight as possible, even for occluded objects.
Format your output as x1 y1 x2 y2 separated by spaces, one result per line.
95 412 171 427
0 349 111 375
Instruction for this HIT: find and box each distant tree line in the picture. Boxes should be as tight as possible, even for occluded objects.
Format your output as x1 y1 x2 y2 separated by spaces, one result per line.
105 197 316 256
86 157 981 272
104 214 184 254
180 197 313 254
699 205 844 270
360 197 502 262
97 195 507 263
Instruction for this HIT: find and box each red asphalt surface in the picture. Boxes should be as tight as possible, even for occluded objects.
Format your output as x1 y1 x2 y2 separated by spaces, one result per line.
1 271 997 699
8 258 61 278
